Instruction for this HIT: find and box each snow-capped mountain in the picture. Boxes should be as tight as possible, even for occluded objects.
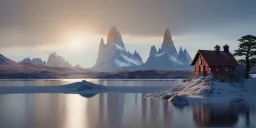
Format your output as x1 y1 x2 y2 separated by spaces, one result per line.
92 27 143 72
21 57 46 65
176 47 192 65
47 52 73 68
0 54 17 65
161 28 178 55
144 29 192 70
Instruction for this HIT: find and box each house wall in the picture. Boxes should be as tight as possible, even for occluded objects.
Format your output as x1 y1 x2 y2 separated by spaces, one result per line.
194 55 210 76
210 66 235 78
193 55 236 77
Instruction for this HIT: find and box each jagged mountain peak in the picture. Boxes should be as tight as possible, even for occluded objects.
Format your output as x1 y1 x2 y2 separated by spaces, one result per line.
47 52 72 68
99 38 105 49
100 38 104 45
107 27 125 48
160 28 177 55
179 47 183 53
149 45 157 56
133 50 138 55
21 57 46 65
164 28 172 41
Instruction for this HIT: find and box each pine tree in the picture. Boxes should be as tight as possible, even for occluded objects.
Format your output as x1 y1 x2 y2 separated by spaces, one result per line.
234 35 256 79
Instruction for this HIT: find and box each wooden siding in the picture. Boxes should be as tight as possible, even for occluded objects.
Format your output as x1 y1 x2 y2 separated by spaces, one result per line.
193 55 236 77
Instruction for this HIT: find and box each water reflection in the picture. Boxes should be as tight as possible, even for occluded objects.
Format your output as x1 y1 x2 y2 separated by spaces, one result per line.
192 103 253 127
79 93 98 98
0 93 256 128
0 79 256 128
0 79 181 87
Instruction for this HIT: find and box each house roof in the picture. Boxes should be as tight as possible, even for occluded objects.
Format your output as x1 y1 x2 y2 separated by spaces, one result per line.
191 50 239 66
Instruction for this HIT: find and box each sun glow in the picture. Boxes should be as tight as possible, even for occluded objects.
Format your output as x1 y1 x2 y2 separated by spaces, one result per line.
62 29 101 50
69 34 84 49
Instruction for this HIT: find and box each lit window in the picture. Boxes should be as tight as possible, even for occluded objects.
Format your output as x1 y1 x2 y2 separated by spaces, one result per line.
224 67 229 72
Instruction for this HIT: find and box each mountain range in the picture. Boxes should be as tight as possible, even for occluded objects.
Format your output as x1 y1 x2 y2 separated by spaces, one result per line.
1 27 193 73
19 52 76 69
91 28 192 72
0 54 191 79
21 58 46 65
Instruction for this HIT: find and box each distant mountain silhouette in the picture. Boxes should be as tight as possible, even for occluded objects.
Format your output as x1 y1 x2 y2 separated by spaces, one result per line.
21 57 46 65
0 54 17 65
47 52 73 68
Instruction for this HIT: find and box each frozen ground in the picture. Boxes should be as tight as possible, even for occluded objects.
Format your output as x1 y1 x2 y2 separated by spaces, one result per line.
146 75 256 104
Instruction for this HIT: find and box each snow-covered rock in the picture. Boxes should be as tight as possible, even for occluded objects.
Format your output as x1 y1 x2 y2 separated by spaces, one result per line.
176 47 192 66
144 29 192 70
91 27 143 72
64 80 107 90
169 95 189 107
47 52 73 68
146 75 256 104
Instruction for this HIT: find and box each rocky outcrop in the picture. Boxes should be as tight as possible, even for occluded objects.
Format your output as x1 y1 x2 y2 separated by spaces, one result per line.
21 57 46 65
160 28 178 55
176 47 192 65
47 52 73 68
107 27 125 48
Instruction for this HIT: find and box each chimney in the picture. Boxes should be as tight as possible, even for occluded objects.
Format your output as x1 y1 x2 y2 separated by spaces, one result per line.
214 45 220 53
223 44 229 53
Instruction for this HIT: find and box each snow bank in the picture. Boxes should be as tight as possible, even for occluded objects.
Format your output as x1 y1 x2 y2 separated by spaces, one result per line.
64 80 107 90
0 80 107 94
145 75 256 105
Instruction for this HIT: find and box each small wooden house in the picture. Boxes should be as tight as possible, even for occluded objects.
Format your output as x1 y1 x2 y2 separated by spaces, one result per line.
191 45 239 77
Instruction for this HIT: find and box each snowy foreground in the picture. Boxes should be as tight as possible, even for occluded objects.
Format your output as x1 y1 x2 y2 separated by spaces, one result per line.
145 76 256 105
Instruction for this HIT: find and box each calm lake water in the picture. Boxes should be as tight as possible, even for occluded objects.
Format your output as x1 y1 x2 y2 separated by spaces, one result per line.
0 79 255 128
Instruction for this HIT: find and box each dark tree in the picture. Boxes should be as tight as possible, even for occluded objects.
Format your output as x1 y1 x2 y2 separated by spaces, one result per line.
234 35 256 79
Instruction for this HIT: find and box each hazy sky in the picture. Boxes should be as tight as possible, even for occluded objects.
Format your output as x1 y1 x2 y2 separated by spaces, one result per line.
0 0 256 68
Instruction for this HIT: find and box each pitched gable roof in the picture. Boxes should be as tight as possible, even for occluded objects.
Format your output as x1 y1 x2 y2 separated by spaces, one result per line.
191 50 239 66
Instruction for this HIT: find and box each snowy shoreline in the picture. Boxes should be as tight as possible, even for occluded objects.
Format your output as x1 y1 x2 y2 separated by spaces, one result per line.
145 75 256 105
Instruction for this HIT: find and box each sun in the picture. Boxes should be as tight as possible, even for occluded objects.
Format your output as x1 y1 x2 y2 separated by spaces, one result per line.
67 32 88 50
70 35 84 48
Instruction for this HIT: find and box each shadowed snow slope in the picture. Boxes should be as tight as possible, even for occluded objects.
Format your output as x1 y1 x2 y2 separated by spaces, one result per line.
146 76 256 104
